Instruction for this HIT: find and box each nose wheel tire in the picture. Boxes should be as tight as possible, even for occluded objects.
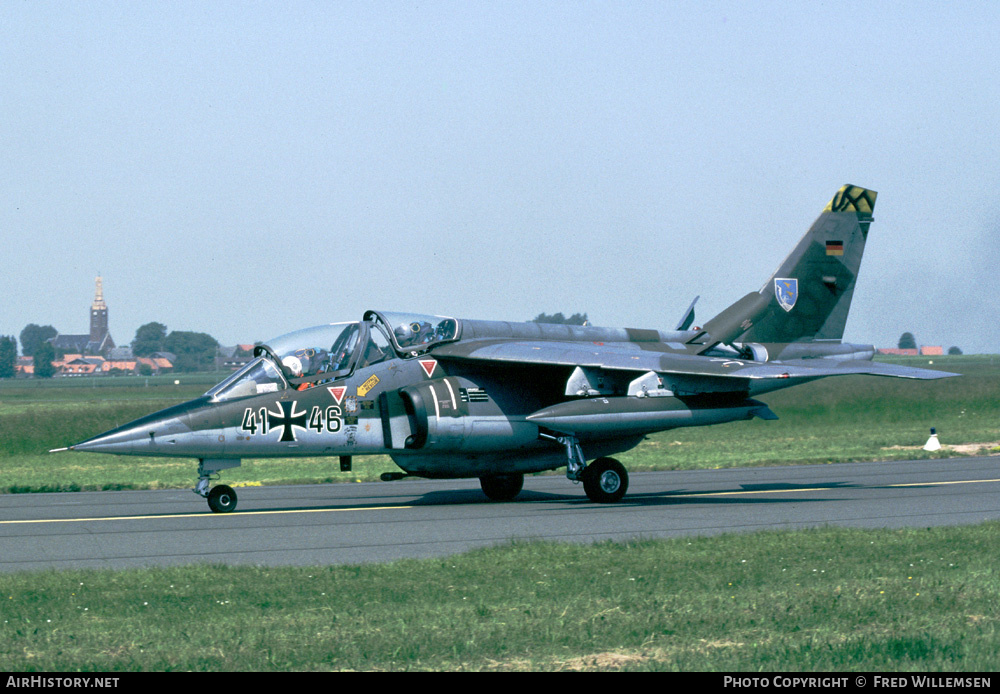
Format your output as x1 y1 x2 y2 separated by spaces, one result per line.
583 457 628 503
207 484 238 513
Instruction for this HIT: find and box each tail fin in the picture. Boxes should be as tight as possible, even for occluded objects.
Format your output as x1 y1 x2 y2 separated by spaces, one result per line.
692 184 876 348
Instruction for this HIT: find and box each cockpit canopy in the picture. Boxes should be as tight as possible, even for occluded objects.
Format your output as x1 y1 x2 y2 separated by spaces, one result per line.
364 310 459 354
207 311 460 402
262 322 362 382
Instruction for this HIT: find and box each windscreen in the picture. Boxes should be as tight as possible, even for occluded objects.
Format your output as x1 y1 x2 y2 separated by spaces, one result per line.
207 357 287 401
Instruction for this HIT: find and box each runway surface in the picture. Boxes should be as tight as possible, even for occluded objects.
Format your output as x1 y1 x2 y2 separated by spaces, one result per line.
2 456 999 572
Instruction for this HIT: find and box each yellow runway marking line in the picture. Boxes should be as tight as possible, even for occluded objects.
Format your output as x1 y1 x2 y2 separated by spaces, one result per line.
666 477 1000 499
5 478 1000 525
0 505 414 526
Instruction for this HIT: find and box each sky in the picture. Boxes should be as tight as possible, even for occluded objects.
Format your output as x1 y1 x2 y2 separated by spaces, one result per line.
3 1 999 354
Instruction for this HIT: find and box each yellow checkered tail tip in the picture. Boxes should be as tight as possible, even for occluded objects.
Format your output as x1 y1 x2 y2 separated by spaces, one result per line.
824 184 877 215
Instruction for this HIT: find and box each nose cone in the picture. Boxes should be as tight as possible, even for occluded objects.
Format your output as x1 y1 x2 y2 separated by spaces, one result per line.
71 423 151 455
68 397 213 456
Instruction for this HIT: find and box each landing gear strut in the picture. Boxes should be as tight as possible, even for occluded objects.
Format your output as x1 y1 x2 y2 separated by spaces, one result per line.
540 433 587 481
540 433 630 503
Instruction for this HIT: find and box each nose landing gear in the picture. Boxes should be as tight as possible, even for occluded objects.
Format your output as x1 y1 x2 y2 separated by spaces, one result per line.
195 459 242 513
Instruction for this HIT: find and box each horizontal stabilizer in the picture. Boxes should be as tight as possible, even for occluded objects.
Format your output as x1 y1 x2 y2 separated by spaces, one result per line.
690 292 770 350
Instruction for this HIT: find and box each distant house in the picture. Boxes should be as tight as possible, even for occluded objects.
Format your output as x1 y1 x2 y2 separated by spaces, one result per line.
877 346 943 357
108 346 135 360
102 360 138 374
53 355 173 377
218 355 253 370
52 334 98 354
217 344 255 371
137 356 173 373
55 354 103 376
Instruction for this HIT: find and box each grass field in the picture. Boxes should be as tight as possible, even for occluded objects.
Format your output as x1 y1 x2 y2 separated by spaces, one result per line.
1 356 998 671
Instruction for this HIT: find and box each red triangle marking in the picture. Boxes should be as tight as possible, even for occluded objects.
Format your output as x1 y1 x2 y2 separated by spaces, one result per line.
327 386 346 405
419 359 437 378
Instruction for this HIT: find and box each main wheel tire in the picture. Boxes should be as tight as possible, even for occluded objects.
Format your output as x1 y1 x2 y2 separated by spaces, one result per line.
479 473 524 501
207 484 238 513
582 458 628 503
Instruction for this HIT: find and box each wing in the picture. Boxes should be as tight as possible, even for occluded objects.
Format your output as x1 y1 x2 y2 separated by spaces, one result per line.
431 339 957 391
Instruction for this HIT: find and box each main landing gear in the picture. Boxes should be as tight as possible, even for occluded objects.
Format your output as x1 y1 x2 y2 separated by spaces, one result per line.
477 448 629 503
581 457 628 504
195 459 241 513
479 434 628 504
539 433 631 503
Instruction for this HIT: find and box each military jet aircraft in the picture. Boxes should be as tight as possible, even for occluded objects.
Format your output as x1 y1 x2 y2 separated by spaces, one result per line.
58 185 956 512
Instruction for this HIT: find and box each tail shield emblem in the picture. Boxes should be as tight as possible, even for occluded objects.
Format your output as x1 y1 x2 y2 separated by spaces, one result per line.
774 278 798 312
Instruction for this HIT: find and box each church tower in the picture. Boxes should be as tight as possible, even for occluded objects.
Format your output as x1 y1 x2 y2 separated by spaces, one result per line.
90 276 110 345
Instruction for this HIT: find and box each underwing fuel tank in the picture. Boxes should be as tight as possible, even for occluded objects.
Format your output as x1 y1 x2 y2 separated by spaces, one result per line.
526 395 777 437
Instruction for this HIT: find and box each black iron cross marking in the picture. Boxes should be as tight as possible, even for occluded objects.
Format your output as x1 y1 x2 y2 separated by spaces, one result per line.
267 401 308 442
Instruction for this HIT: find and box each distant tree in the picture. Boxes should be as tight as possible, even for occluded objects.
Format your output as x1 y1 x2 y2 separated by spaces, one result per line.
132 322 168 357
33 341 56 378
20 324 57 357
898 332 917 350
164 331 220 372
137 362 153 376
0 336 16 378
948 346 963 355
532 312 589 326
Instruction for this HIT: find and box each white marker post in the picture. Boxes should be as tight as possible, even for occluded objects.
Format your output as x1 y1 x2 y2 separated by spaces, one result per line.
923 427 941 452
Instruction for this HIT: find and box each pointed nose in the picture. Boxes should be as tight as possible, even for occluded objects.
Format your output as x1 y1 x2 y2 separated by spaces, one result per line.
71 425 148 454
68 397 212 456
